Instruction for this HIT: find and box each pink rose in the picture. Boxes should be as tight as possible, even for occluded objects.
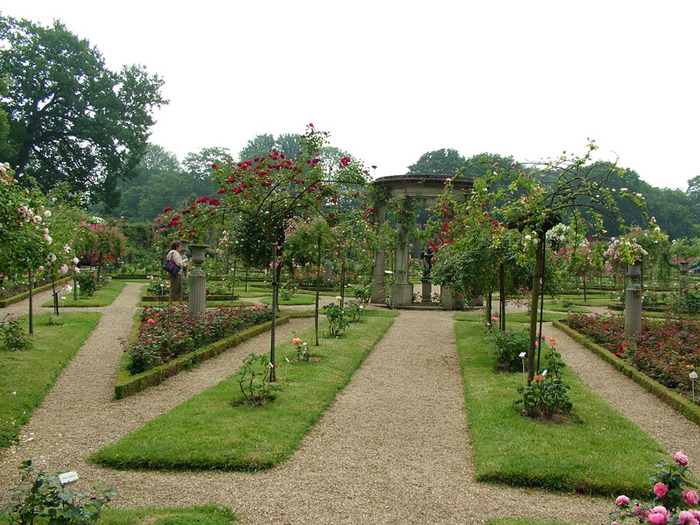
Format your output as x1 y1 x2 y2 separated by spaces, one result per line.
685 491 700 506
615 495 631 506
675 452 690 466
654 482 669 498
647 506 668 525
679 511 699 525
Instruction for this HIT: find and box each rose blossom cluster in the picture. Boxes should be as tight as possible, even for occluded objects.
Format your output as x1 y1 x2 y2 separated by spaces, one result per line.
611 452 698 525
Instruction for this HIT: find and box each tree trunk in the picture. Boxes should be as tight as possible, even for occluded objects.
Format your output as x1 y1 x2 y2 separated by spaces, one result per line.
527 235 545 383
315 235 322 346
28 269 34 335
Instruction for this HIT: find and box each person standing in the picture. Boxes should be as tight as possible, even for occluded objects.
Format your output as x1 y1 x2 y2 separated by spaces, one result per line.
166 241 187 307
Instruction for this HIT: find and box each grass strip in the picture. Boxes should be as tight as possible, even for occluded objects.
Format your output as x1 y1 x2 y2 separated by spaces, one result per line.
99 505 238 524
91 309 397 471
0 312 101 451
486 518 567 525
456 319 665 497
41 279 126 308
260 295 315 306
454 311 568 323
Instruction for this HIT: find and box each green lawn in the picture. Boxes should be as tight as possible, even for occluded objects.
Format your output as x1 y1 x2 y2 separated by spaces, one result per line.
91 310 398 471
41 279 126 308
0 312 101 451
456 318 665 497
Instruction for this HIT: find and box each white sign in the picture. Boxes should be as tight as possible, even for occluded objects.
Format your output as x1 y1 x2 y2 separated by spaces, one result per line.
58 471 79 485
690 372 699 380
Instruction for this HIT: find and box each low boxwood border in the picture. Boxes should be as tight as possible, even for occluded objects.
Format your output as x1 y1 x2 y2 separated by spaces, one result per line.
553 319 700 425
140 294 239 302
114 315 291 399
0 277 71 308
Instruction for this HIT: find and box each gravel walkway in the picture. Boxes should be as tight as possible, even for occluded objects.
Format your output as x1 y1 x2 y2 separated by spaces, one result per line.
1 285 698 524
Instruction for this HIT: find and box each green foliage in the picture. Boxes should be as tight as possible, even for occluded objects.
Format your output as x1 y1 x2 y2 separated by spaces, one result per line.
0 460 116 524
0 314 29 351
406 148 467 175
344 301 364 323
321 302 349 337
516 339 572 419
235 352 281 406
490 329 528 372
76 272 99 298
0 16 167 210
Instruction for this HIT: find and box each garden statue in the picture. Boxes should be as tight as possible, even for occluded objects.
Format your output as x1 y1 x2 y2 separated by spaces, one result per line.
421 248 433 279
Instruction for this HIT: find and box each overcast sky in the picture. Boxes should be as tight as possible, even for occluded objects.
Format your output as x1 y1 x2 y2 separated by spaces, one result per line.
2 1 699 190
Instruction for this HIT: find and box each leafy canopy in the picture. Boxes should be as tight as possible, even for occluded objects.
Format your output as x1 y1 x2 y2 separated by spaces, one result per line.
0 15 167 211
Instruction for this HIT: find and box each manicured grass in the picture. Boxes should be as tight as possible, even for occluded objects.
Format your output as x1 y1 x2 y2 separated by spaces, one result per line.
0 312 101 451
90 310 398 471
486 518 567 525
99 505 238 524
260 294 315 306
0 505 238 524
541 301 592 313
454 311 568 323
455 318 665 497
41 279 126 308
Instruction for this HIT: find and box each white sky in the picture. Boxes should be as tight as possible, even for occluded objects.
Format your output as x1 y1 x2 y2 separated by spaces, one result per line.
2 1 699 190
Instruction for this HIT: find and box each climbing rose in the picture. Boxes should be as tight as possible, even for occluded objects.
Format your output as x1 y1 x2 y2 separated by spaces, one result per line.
292 338 302 345
675 451 690 466
615 495 630 506
654 482 669 498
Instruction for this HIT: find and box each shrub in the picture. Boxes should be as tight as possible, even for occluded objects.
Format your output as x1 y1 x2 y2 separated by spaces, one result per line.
76 272 98 298
0 460 116 524
0 314 29 351
235 352 281 406
322 301 349 337
490 329 529 372
515 338 573 419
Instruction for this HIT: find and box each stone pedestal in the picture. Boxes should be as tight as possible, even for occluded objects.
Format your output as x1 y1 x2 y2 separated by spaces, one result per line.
370 203 387 304
188 244 207 318
421 278 432 304
625 260 642 338
440 286 455 309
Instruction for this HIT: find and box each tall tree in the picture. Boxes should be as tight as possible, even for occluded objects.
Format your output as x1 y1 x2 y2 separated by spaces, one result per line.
407 148 468 175
0 16 167 211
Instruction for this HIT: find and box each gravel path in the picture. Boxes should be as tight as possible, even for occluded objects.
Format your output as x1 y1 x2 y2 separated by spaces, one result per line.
1 285 698 524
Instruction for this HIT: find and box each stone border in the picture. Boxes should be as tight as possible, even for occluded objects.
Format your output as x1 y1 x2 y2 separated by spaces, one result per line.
553 319 700 425
114 316 290 399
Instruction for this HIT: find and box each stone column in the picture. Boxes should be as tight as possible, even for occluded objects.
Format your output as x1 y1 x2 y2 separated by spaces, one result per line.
391 223 413 306
188 244 208 318
625 260 642 338
370 203 387 303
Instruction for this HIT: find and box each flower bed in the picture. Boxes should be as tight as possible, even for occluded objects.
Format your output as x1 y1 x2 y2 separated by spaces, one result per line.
564 313 700 394
125 305 273 375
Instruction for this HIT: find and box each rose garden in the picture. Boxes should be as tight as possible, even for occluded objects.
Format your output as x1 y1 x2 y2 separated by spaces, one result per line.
3 128 700 525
